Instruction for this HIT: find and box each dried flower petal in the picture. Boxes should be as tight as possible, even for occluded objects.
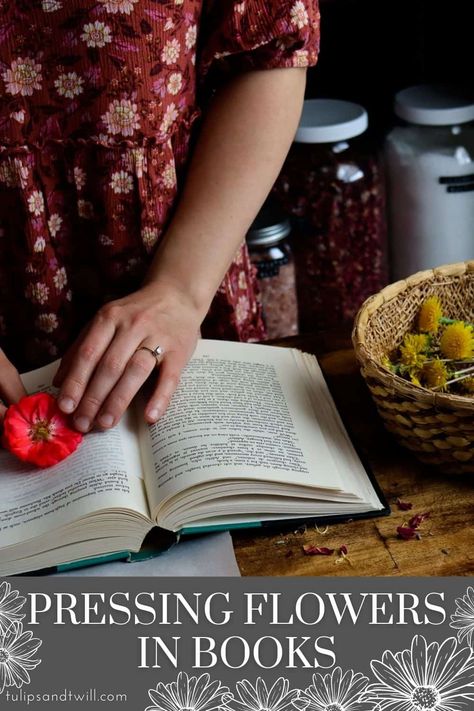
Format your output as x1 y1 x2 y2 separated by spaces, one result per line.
302 545 334 556
338 545 348 555
397 526 418 540
2 393 82 468
396 499 413 511
408 512 431 529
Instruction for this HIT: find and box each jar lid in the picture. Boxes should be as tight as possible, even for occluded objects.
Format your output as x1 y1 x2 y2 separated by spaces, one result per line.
394 85 474 126
246 202 291 247
294 99 368 143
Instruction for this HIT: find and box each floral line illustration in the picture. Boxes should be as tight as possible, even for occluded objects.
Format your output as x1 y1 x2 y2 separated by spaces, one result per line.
0 581 26 635
450 585 474 650
0 583 42 696
145 635 474 711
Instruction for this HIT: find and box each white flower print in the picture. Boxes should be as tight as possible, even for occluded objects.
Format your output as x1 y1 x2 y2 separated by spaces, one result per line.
13 159 29 189
102 99 140 137
26 282 50 305
160 103 178 135
167 72 183 96
146 671 231 711
238 272 247 290
175 0 184 5
53 267 68 292
235 2 246 15
10 109 25 123
99 234 113 246
292 49 309 67
110 170 134 194
290 1 309 29
33 237 46 253
48 213 62 237
77 199 94 219
81 21 112 48
235 295 249 324
54 71 84 98
74 166 86 191
27 191 45 216
161 38 181 65
42 0 62 11
364 634 474 711
99 0 138 14
162 162 176 189
230 678 306 711
141 226 159 252
300 668 371 711
451 586 474 649
165 18 175 32
0 622 42 696
0 583 26 636
36 313 59 334
185 25 197 50
3 57 42 97
131 148 145 178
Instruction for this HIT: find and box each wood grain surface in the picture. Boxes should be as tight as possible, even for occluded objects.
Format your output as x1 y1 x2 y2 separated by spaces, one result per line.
232 331 474 576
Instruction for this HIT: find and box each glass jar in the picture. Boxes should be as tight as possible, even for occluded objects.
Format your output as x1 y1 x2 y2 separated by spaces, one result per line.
275 99 388 331
246 200 298 340
385 85 474 280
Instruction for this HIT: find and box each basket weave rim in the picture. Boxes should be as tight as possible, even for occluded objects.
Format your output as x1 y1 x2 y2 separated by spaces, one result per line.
352 260 474 412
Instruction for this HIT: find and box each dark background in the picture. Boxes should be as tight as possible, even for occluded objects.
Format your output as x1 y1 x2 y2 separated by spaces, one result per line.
306 0 472 138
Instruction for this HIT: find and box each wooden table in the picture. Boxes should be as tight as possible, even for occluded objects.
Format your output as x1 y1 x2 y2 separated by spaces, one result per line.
232 330 474 576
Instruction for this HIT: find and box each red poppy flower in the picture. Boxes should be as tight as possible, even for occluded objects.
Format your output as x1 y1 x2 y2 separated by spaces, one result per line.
2 393 82 468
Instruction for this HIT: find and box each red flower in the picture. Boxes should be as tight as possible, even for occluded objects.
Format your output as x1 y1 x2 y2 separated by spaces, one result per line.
2 393 82 468
302 545 335 556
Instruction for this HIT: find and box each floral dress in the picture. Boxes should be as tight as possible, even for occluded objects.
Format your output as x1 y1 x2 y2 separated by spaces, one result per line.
0 0 320 370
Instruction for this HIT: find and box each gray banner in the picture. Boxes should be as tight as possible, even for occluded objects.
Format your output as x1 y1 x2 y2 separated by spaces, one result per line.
1 577 473 709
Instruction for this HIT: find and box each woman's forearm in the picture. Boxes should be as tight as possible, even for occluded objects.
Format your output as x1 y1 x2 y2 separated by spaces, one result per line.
53 67 307 431
145 67 307 317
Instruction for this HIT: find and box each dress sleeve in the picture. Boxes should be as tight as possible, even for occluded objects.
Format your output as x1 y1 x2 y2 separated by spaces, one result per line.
199 0 320 83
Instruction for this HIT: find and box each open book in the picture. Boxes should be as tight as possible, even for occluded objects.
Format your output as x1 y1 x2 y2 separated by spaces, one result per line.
0 340 388 575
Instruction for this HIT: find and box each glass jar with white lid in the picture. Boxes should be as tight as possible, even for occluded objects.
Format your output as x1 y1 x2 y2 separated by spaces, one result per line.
385 85 474 279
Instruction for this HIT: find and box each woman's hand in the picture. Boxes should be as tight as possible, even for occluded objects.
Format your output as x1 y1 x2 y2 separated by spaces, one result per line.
0 350 27 424
53 282 201 432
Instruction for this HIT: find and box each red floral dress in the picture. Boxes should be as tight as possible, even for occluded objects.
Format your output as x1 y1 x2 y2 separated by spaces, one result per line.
0 0 320 370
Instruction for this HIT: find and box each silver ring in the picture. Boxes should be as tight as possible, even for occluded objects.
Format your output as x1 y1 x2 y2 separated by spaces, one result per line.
136 345 164 364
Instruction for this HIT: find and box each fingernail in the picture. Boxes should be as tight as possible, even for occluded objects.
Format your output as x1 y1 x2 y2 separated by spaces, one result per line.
147 408 160 422
59 396 75 413
99 413 114 428
74 416 91 432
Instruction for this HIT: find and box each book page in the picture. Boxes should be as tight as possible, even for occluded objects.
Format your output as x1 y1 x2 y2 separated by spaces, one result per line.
139 340 345 516
0 362 149 548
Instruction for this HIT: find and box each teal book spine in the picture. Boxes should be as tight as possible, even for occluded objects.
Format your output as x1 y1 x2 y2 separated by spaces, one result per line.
180 522 262 535
55 551 131 572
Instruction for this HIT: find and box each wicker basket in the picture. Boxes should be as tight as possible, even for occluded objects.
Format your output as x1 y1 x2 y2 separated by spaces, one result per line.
352 261 474 474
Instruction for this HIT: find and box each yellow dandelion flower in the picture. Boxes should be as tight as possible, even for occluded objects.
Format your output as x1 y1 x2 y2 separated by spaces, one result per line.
462 377 474 393
418 296 443 333
421 360 449 389
439 321 474 360
381 355 393 372
400 333 429 370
